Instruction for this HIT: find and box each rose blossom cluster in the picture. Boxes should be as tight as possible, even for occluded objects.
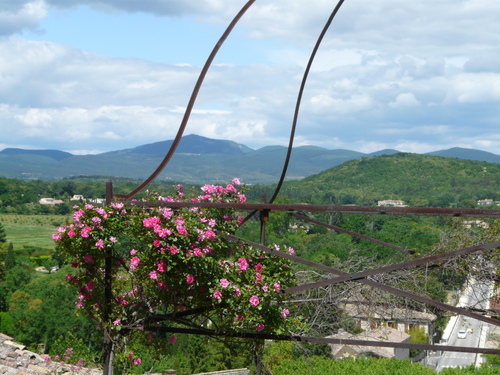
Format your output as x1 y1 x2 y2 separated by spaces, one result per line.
54 179 299 344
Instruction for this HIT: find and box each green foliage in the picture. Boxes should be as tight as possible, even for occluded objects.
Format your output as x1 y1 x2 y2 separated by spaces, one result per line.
50 331 95 365
268 153 500 208
4 265 32 295
407 326 430 357
4 242 16 269
0 221 6 243
0 311 13 335
270 357 436 375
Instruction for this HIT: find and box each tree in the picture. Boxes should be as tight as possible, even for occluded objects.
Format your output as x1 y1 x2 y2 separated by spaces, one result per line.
4 264 32 295
4 242 16 270
54 181 300 375
0 221 6 243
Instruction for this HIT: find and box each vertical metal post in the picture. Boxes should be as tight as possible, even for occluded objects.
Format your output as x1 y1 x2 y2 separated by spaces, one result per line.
103 181 113 375
106 181 113 206
260 194 269 244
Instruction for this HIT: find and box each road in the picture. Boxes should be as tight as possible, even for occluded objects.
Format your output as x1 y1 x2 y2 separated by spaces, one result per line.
436 277 493 371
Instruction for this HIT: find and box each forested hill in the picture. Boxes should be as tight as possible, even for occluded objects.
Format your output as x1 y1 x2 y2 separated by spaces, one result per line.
278 153 500 207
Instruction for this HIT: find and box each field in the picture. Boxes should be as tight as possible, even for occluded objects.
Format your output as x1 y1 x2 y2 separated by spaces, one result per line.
0 214 72 251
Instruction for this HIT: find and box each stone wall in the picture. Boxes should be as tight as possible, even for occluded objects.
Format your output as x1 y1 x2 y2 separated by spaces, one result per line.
193 369 249 375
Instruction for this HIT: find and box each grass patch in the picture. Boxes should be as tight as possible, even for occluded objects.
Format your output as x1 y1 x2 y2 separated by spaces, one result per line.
0 214 72 251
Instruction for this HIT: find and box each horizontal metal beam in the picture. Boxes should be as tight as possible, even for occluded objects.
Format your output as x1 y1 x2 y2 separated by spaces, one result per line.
134 325 500 355
128 200 500 218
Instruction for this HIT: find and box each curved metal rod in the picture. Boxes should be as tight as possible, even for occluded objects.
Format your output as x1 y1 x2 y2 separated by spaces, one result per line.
244 0 347 222
115 0 257 200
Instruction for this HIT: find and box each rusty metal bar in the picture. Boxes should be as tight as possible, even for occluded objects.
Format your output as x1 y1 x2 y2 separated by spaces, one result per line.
291 213 415 254
134 325 500 355
268 0 347 205
224 234 500 327
105 181 113 206
114 0 257 200
126 200 500 218
286 241 500 292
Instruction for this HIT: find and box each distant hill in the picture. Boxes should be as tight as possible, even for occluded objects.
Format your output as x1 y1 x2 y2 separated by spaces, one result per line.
109 134 254 156
427 147 500 163
282 153 500 207
0 148 73 161
0 134 499 185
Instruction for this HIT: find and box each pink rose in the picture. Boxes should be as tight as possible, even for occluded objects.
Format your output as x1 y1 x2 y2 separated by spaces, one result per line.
186 275 195 284
130 256 140 270
249 295 260 307
238 257 248 271
213 290 222 299
157 262 167 273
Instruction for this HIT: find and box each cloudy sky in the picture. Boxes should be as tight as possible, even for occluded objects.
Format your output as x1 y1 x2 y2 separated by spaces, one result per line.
1 0 499 155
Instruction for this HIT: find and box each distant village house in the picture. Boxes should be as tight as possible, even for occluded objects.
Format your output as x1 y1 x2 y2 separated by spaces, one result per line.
377 200 408 207
327 327 411 360
71 195 105 205
342 303 437 339
39 198 63 205
477 199 500 206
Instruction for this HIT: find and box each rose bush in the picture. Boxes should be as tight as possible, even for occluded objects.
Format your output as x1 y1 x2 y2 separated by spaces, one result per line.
54 180 300 366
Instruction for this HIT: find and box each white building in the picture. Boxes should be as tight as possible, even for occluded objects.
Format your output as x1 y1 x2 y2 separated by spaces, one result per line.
377 200 408 207
39 198 63 205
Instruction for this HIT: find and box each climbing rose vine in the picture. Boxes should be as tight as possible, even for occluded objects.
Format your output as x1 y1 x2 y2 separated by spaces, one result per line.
54 180 299 356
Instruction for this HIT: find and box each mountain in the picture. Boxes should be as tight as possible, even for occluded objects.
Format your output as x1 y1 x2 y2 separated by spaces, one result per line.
283 153 500 207
109 134 254 156
0 135 499 184
0 148 73 161
427 147 500 163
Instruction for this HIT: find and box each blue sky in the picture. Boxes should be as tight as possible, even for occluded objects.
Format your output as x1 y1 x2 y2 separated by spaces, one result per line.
1 0 499 155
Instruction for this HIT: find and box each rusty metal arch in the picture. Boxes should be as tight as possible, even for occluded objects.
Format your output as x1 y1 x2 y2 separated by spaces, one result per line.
101 0 500 367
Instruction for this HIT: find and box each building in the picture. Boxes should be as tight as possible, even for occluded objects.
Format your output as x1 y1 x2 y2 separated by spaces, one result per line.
477 199 500 206
377 200 408 207
342 303 437 339
70 195 105 205
39 198 63 205
327 327 411 360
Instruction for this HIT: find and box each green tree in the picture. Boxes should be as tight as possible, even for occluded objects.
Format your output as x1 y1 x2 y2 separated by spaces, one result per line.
4 264 32 295
8 290 44 345
0 221 6 243
4 242 16 270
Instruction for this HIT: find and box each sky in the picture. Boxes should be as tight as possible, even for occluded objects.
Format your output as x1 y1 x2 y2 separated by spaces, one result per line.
0 0 499 155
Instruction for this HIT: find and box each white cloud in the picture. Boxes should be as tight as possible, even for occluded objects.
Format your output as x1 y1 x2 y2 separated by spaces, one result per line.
45 0 237 16
388 93 420 108
0 0 47 36
0 0 500 156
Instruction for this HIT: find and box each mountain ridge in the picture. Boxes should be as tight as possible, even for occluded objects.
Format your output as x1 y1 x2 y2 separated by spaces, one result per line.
1 135 499 184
